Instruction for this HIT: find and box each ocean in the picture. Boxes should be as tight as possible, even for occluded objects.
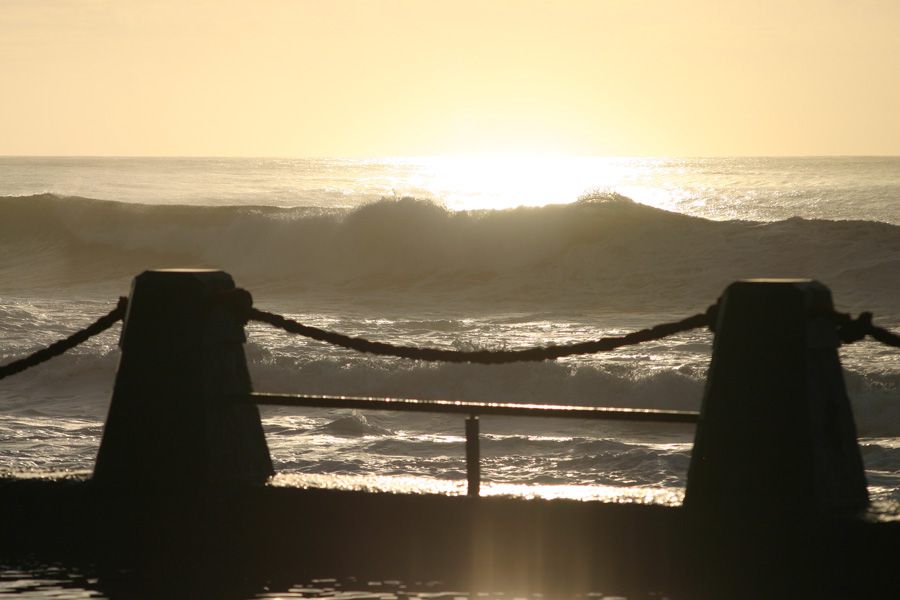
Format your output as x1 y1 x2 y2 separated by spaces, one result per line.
1 156 899 506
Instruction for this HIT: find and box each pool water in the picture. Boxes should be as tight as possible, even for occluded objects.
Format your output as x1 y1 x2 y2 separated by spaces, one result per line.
0 563 661 600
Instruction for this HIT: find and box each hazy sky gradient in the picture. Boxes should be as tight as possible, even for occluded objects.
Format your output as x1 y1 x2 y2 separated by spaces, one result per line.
2 0 898 156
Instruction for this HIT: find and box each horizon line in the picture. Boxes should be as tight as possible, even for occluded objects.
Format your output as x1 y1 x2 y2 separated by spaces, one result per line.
2 153 899 160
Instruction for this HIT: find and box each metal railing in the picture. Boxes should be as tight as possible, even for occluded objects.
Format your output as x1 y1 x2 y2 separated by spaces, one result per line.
243 392 700 497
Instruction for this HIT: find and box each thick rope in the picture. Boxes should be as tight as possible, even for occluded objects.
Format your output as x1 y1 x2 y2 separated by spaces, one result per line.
0 297 128 381
248 305 717 364
2 290 899 381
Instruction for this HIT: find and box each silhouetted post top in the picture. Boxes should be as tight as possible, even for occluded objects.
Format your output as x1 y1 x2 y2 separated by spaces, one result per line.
94 269 273 486
685 279 868 517
117 269 243 349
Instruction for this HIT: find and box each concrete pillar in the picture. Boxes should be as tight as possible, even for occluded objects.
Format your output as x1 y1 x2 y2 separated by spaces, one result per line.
685 279 868 516
94 269 273 485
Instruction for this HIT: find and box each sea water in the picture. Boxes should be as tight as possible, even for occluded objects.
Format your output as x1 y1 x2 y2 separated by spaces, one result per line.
1 156 899 505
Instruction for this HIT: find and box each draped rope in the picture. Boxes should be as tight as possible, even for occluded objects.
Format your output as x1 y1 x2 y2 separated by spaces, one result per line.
0 298 127 381
2 288 899 381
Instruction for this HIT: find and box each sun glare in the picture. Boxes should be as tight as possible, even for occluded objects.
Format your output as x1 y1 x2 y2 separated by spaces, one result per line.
395 156 646 212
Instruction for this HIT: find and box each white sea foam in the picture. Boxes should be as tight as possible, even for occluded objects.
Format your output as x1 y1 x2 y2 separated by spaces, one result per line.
3 193 900 318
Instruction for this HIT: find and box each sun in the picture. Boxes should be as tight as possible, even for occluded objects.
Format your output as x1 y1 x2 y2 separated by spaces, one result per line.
393 156 636 212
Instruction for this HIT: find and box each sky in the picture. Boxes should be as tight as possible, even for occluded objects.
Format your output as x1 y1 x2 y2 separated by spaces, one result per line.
1 0 898 157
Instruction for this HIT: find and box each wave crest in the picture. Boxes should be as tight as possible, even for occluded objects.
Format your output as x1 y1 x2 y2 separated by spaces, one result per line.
3 193 900 315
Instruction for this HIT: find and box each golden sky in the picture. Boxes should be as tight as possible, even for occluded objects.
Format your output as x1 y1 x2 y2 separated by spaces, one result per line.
2 0 898 157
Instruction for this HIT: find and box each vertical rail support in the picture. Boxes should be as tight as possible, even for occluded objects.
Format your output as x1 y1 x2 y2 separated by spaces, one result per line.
685 279 868 517
93 269 274 486
466 415 481 497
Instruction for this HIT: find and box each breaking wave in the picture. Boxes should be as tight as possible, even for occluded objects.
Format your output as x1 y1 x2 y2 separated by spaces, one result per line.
3 193 900 315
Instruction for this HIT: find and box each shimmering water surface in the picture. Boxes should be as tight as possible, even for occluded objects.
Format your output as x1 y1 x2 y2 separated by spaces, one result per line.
1 156 899 504
0 565 653 600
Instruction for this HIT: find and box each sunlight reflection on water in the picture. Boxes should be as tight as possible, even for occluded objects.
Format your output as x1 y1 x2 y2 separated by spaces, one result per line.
269 473 684 505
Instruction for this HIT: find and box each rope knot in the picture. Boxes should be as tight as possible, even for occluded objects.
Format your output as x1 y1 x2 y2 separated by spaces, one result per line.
115 296 129 317
213 288 254 326
704 302 719 333
837 311 874 344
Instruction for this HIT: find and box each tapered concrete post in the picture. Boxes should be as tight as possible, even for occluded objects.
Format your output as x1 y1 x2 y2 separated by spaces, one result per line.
94 269 273 485
685 280 868 515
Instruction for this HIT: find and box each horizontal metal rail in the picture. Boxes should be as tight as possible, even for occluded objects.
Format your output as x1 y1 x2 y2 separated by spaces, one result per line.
242 392 698 498
244 392 700 423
